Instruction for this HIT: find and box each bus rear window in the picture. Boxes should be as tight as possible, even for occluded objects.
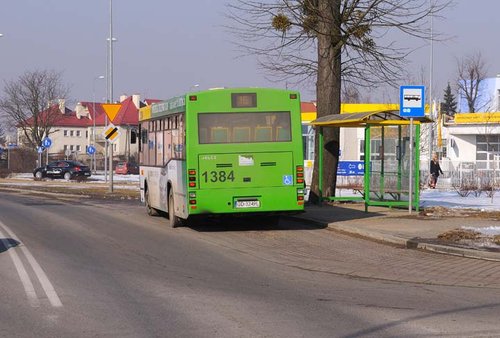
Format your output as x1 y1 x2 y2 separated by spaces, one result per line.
198 112 291 144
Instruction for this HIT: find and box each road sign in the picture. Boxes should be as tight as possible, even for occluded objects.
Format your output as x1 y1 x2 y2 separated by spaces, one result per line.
37 146 44 154
400 85 425 117
42 137 52 148
7 143 17 149
337 161 364 176
102 103 121 123
87 145 96 155
102 123 121 143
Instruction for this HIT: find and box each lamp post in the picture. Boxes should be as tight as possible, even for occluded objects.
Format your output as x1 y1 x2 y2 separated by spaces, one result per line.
92 75 104 174
107 0 115 192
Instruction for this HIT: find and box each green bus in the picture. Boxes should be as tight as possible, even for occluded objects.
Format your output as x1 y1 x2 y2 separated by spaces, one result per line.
138 88 305 227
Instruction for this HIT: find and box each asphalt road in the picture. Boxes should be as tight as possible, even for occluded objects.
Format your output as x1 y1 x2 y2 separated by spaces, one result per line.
1 191 500 337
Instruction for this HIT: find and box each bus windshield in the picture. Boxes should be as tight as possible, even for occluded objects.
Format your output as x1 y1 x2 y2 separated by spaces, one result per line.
198 111 291 144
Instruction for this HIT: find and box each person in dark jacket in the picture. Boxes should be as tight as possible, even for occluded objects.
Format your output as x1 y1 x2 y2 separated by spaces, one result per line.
429 153 443 189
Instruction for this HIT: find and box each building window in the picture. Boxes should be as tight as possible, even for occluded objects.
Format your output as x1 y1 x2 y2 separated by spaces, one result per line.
64 145 68 150
76 145 81 151
76 130 81 137
476 135 500 170
64 130 68 137
70 130 74 137
359 140 365 161
70 145 74 151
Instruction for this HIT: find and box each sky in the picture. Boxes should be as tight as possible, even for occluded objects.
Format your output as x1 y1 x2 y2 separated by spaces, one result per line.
0 1 499 107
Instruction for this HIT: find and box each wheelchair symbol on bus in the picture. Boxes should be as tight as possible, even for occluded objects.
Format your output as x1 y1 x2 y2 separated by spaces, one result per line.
283 175 293 185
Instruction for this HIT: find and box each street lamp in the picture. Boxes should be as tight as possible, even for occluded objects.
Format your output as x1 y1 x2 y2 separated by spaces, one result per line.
107 0 115 192
92 75 105 174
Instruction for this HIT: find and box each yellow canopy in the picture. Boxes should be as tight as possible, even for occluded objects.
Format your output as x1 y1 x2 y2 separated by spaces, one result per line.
310 110 432 127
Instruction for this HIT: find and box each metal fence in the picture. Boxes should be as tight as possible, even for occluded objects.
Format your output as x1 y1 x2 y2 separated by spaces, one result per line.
420 159 500 190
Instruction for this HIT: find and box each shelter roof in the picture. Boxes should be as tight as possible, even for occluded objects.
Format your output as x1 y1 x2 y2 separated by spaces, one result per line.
310 110 432 127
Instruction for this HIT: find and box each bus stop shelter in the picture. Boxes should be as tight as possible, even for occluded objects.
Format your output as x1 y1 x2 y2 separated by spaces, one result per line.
310 110 431 211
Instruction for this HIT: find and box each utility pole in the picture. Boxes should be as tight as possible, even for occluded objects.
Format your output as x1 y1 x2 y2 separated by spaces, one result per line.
108 0 114 193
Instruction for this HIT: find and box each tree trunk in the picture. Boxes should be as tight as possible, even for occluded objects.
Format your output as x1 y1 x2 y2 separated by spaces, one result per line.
309 0 342 204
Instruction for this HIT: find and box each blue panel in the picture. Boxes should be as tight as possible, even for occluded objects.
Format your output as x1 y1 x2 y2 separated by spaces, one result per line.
400 85 425 117
337 161 365 176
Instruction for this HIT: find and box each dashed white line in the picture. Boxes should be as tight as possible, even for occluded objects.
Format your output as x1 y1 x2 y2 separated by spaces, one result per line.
0 228 39 307
0 219 62 307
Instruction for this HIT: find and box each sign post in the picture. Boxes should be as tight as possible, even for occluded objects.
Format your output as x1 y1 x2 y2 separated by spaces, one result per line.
400 85 425 214
87 145 96 173
42 137 52 166
37 146 43 167
102 123 121 193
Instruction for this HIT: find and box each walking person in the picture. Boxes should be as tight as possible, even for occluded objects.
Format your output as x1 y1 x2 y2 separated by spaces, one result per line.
429 153 443 189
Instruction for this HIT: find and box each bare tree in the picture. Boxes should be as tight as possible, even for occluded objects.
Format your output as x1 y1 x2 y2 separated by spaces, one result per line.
456 53 487 113
0 70 69 149
342 84 361 103
227 0 451 202
0 123 6 145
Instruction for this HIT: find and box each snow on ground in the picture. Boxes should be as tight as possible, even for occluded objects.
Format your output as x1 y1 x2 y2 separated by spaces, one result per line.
420 189 500 211
462 226 500 236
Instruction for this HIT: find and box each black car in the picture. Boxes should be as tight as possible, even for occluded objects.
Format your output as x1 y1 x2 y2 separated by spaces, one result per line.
33 160 91 180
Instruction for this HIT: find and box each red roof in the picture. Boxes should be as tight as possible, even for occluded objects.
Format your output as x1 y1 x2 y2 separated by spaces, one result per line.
22 105 91 128
301 102 317 113
80 102 106 126
112 96 139 125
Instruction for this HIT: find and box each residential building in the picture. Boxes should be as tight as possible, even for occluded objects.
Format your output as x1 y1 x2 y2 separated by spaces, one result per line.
17 95 151 166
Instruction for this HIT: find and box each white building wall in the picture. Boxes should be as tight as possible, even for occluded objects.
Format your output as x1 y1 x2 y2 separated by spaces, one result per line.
339 128 361 160
447 134 476 162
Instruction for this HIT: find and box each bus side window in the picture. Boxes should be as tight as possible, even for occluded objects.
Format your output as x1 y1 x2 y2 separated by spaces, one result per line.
211 127 229 143
199 128 208 144
276 126 290 141
255 126 272 142
233 127 251 142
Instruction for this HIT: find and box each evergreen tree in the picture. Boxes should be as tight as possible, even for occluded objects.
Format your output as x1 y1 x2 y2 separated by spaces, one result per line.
442 82 457 116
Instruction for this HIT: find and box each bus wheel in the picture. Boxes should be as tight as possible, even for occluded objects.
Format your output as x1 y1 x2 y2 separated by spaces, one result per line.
145 188 159 216
168 190 181 228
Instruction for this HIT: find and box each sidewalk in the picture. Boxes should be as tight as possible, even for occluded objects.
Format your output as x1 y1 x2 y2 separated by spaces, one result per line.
290 203 500 262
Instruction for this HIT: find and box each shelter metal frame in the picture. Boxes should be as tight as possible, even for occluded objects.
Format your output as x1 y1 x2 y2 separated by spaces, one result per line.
310 110 431 211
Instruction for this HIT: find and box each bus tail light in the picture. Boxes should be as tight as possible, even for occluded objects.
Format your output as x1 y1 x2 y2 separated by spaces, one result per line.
296 165 304 184
297 188 304 201
189 95 197 101
188 169 197 188
189 192 196 206
290 93 297 99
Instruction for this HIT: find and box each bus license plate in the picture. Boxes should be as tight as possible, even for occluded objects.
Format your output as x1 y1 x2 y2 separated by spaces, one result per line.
235 200 260 208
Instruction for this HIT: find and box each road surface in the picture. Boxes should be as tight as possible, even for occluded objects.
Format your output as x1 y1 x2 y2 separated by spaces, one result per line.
1 192 499 337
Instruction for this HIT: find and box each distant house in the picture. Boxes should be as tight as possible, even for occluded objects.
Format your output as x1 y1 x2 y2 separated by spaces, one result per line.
17 95 155 165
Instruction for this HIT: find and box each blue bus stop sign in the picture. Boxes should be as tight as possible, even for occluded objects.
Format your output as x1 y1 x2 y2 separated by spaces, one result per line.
400 85 425 117
87 145 96 155
42 137 52 148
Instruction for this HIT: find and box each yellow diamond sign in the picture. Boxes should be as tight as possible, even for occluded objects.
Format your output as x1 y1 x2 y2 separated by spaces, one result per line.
103 123 121 143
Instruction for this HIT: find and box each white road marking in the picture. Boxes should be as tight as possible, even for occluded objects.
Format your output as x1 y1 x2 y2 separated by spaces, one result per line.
0 219 63 307
0 228 39 307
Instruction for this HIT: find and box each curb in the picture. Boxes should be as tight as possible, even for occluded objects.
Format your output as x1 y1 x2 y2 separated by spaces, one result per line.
288 215 500 262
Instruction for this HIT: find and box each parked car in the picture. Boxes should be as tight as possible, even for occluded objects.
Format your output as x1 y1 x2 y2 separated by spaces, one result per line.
33 160 91 180
115 161 139 175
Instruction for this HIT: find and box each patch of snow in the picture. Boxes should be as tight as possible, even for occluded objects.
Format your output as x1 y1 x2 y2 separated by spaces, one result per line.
420 190 500 211
462 226 500 236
